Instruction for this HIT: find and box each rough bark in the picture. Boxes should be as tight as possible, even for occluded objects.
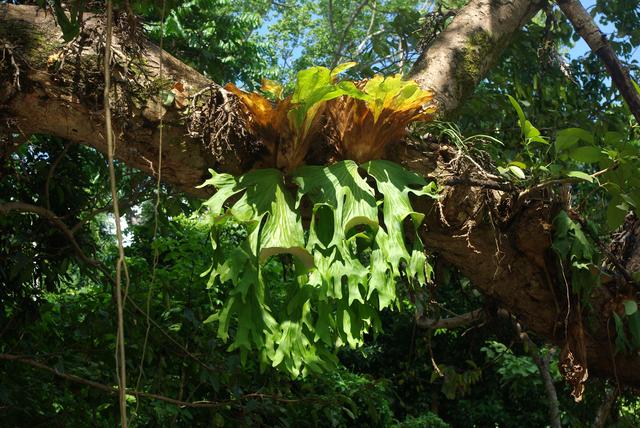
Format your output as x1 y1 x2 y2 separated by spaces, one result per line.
2 3 640 387
0 4 234 196
395 140 640 386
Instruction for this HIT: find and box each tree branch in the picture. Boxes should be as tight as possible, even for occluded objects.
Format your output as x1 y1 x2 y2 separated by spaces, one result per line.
409 0 545 115
416 308 486 330
511 314 562 428
593 387 618 428
556 0 640 123
0 201 104 270
3 3 640 387
330 0 369 68
0 353 309 408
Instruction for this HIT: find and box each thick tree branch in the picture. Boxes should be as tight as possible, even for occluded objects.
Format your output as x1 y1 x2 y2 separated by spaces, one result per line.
408 0 545 115
0 5 230 196
394 140 640 386
556 0 640 122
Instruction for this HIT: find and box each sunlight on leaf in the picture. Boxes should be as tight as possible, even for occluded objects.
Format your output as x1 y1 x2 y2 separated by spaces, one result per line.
200 160 439 376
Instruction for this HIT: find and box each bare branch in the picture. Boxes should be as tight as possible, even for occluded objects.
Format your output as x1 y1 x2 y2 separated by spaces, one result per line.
327 0 336 35
511 317 562 428
354 0 378 55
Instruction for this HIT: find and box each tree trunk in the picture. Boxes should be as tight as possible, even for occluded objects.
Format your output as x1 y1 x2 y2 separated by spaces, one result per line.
2 3 640 386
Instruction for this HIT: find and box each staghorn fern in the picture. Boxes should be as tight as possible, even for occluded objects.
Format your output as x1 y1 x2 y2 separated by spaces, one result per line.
201 66 438 376
200 161 439 377
226 64 435 170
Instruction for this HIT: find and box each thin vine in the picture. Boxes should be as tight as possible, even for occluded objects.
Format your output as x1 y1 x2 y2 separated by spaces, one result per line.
103 1 129 426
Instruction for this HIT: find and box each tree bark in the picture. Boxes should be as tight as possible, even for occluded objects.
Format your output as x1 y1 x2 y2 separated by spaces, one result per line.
2 3 640 387
556 0 640 123
408 0 545 116
0 4 225 196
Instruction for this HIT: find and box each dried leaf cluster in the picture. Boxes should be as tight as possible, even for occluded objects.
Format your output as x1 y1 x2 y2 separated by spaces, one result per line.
226 63 435 170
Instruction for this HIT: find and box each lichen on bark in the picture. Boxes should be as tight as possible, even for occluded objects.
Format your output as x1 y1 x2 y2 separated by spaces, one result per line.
446 28 498 116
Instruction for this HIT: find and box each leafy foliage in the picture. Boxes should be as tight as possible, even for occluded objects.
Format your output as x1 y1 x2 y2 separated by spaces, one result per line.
552 211 600 303
200 160 439 376
41 0 85 42
331 74 435 162
143 0 271 86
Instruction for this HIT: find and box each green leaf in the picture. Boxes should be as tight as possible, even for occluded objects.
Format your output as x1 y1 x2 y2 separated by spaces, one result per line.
604 131 623 145
508 161 527 169
507 95 526 132
613 312 631 353
202 313 219 324
508 165 526 179
360 75 434 123
624 300 638 316
200 160 437 376
363 160 438 307
555 130 580 152
289 66 345 137
566 171 593 183
606 197 628 230
569 146 602 163
202 168 313 267
330 62 357 79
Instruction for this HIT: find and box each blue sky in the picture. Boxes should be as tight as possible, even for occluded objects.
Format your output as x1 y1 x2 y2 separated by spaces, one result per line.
568 0 640 65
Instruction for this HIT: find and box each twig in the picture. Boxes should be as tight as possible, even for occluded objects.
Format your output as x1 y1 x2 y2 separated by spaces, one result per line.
573 214 639 290
442 177 514 191
397 35 405 71
0 202 104 272
0 353 307 408
515 162 618 208
355 1 378 55
327 0 335 35
557 0 640 122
